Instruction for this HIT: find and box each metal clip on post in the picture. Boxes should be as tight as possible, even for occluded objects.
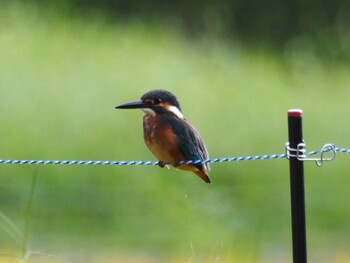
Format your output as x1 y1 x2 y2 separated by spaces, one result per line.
286 142 336 167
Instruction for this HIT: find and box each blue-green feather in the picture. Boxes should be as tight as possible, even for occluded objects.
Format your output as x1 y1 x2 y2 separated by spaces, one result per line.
166 116 209 171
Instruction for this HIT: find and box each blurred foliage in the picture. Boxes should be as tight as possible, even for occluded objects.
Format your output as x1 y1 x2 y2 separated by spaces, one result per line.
0 2 350 263
11 0 350 62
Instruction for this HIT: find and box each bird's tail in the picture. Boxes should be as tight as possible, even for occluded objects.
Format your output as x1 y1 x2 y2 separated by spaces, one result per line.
195 167 211 184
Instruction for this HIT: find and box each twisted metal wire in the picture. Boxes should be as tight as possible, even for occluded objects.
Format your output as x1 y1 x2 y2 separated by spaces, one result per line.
0 147 348 166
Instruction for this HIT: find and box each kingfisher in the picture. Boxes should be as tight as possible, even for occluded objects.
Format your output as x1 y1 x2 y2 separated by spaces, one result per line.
115 89 211 183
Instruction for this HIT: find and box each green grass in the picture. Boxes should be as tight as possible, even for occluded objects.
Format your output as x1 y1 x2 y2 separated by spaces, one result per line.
0 3 350 262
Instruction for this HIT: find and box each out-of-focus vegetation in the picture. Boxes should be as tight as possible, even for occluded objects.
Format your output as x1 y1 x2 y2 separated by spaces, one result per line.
20 0 350 62
0 2 350 262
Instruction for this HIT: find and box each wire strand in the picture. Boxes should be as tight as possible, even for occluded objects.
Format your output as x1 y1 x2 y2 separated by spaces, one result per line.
0 147 348 166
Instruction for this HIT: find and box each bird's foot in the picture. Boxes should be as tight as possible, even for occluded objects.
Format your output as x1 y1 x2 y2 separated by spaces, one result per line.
158 161 172 169
158 161 166 168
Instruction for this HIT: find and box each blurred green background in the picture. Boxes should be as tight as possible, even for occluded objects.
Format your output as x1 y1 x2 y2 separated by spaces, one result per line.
0 1 350 262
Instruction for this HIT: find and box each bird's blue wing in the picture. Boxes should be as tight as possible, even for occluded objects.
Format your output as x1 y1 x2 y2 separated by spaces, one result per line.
168 117 210 171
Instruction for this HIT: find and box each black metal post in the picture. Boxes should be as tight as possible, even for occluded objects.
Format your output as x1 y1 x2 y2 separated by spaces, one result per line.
288 109 307 263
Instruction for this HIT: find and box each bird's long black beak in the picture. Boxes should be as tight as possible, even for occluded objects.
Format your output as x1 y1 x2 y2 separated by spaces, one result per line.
115 100 145 109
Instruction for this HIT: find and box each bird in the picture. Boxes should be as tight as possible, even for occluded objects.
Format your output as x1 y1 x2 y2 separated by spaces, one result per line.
115 89 211 183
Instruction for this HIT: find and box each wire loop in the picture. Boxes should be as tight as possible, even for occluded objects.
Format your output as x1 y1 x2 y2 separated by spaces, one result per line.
285 142 336 167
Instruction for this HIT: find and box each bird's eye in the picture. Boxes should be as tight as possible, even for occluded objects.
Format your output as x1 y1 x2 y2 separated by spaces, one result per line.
145 98 162 105
153 98 162 104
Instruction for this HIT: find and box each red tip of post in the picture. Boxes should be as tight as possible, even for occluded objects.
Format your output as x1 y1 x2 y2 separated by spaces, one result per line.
288 109 303 117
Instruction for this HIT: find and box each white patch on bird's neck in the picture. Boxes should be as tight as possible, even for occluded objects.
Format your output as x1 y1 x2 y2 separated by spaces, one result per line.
140 105 183 119
141 108 156 116
166 105 184 119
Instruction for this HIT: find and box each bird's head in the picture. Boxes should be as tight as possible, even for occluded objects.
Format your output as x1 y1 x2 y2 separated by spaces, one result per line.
115 90 183 119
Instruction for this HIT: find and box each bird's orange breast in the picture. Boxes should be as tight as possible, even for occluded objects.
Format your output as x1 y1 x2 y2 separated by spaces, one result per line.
143 115 186 163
